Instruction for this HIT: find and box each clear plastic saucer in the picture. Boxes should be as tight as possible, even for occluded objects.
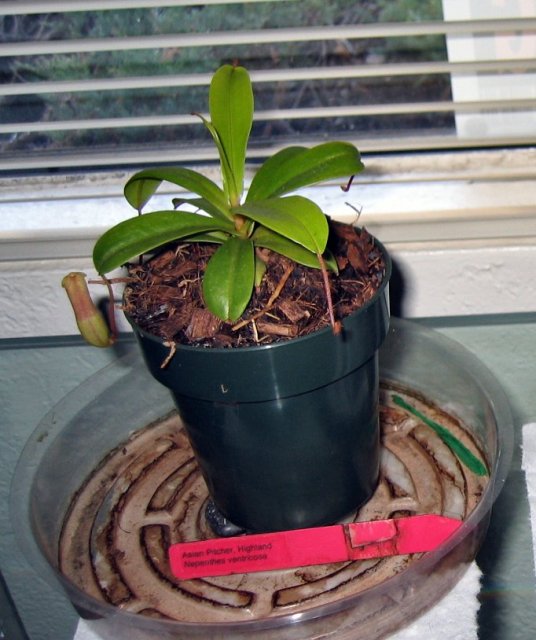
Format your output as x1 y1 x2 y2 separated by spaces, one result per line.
11 319 513 640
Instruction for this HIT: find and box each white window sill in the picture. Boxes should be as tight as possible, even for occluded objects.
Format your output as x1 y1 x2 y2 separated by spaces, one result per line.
2 147 536 339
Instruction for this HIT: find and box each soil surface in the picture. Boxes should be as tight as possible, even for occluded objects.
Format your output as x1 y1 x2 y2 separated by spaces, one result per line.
123 222 386 348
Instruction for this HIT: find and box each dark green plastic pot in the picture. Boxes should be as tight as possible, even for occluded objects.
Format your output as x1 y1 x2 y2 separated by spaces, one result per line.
128 241 391 533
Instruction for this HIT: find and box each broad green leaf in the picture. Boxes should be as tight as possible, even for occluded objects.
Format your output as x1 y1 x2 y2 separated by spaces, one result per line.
172 196 232 222
93 210 234 274
185 230 230 244
203 236 255 321
124 167 230 219
209 65 253 206
252 226 338 272
247 142 364 201
246 147 304 201
252 226 319 268
237 195 329 254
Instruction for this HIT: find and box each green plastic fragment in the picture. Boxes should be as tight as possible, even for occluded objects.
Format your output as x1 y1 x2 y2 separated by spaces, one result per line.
392 394 489 477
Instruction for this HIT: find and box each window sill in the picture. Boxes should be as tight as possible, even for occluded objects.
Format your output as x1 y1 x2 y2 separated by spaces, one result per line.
2 147 536 338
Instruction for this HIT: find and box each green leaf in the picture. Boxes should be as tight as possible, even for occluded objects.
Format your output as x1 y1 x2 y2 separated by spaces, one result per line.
209 65 253 206
185 230 230 244
252 226 338 272
124 167 231 219
203 236 255 321
323 248 339 274
93 210 234 274
196 113 235 205
252 226 319 268
247 142 364 201
237 195 329 254
171 196 232 222
254 254 267 287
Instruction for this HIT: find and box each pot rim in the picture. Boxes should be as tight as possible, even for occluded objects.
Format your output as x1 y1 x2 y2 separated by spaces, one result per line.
126 234 392 355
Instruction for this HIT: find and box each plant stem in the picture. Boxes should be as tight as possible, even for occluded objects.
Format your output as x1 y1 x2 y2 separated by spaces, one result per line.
103 276 118 341
317 253 341 335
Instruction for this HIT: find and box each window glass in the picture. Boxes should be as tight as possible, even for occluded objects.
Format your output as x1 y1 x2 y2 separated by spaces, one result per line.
1 0 451 170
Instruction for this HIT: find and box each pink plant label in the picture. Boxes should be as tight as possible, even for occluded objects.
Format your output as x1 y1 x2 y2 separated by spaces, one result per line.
169 514 462 580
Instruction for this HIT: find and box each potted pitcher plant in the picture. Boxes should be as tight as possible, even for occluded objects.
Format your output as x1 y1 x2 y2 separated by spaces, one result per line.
63 64 392 533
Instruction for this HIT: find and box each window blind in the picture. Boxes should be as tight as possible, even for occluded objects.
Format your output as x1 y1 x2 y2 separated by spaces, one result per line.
1 0 536 172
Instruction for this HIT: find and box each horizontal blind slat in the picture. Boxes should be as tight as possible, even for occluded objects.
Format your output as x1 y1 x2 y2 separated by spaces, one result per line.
261 98 536 120
1 0 283 16
3 59 536 97
3 99 536 135
4 19 536 58
3 134 536 172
